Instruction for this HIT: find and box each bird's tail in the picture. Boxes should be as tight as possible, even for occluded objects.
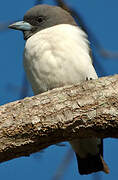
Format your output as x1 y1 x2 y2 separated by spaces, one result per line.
70 138 109 175
76 153 109 175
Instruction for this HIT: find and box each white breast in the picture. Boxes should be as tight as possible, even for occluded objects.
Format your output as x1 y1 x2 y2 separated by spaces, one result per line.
23 24 98 95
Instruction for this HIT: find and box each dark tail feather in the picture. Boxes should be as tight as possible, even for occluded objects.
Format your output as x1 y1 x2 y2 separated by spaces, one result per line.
76 153 109 175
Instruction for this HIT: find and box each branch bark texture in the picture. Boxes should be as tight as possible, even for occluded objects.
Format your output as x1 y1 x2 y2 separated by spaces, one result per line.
0 75 118 163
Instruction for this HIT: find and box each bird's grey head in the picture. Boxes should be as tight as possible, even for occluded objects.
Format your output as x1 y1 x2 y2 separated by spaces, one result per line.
9 4 77 40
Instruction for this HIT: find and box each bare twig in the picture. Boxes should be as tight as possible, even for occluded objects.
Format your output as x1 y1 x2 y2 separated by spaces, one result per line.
0 75 118 163
52 148 74 180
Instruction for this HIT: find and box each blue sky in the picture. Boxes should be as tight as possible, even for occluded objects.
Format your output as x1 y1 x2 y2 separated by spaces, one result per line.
0 0 118 180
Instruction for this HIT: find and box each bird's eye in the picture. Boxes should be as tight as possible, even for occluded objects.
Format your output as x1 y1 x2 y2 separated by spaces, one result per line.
37 17 43 23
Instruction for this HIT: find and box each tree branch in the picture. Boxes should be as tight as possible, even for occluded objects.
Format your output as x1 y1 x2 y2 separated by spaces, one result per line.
0 75 118 163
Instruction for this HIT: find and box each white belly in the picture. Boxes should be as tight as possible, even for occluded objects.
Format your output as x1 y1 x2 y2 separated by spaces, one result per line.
23 24 97 95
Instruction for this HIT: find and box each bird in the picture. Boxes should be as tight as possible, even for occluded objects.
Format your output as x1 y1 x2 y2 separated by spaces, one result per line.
8 4 109 175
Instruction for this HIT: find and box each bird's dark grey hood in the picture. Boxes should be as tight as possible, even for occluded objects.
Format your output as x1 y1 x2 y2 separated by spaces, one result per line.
8 4 77 40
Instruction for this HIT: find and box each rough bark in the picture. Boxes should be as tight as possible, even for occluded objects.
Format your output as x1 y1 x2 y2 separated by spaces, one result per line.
0 75 118 163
